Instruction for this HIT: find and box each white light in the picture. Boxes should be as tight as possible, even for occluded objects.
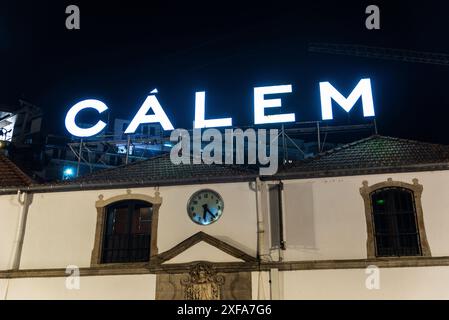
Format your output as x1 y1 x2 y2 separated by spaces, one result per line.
62 167 75 179
320 78 375 120
194 91 232 128
65 99 108 137
125 94 174 132
254 85 295 124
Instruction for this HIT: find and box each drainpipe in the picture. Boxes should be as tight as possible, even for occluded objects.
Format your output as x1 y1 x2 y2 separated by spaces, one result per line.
255 177 271 299
269 268 280 300
255 177 269 261
10 190 31 270
270 181 284 300
278 181 287 254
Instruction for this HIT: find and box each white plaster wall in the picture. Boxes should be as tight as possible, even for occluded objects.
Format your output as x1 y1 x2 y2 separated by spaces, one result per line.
17 182 257 270
155 183 257 256
281 267 449 299
279 170 449 261
12 170 449 270
19 190 98 269
0 194 22 270
251 271 270 300
0 275 156 300
3 268 449 300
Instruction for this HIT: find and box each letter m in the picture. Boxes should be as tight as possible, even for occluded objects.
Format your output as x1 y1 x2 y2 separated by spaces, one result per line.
320 78 375 120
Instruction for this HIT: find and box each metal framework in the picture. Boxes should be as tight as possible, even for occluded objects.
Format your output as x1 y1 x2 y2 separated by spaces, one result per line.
67 134 166 177
66 120 377 175
308 43 449 66
277 120 377 163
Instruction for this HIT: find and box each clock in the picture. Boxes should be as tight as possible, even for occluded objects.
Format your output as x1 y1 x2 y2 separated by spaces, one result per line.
187 189 224 225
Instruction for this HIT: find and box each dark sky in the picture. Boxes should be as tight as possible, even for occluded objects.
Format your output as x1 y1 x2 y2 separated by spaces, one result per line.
3 0 449 143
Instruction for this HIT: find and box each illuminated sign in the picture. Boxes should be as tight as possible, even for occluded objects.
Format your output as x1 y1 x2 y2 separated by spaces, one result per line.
320 78 375 120
254 85 295 125
65 99 108 137
124 92 174 132
64 78 375 137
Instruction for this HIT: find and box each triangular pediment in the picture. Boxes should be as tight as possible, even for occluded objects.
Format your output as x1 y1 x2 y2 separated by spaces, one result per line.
154 232 256 265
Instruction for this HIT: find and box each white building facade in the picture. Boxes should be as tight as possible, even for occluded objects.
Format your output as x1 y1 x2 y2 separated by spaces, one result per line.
1 135 449 299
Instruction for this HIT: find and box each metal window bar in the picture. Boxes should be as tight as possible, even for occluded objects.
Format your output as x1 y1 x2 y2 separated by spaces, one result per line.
371 188 422 257
102 201 152 263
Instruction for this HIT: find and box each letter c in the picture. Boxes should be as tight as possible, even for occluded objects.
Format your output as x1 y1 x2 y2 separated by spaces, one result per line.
65 99 108 137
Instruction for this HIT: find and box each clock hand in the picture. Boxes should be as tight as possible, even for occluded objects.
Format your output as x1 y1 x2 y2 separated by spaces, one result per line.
206 207 216 218
202 204 208 221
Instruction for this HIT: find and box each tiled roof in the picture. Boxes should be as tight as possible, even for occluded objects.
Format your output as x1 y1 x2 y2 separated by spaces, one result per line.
0 154 33 188
2 135 449 193
54 154 258 187
276 135 449 178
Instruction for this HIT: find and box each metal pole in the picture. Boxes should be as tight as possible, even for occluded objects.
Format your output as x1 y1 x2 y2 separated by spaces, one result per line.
373 118 378 135
281 125 287 163
76 138 83 177
125 135 131 164
317 122 321 152
277 182 286 250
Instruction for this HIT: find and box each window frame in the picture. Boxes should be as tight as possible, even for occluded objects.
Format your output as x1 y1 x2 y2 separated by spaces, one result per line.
91 190 162 267
102 200 153 263
360 178 431 259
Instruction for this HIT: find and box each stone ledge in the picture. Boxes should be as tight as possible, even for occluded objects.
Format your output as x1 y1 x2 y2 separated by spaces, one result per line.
2 256 449 279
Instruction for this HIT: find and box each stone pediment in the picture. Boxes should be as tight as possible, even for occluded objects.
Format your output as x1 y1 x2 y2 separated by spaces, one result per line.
153 232 256 265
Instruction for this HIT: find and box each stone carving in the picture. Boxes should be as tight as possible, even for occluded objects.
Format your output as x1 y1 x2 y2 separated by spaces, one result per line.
181 262 224 300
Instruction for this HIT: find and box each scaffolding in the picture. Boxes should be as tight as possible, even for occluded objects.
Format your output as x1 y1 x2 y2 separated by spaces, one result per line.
66 120 377 176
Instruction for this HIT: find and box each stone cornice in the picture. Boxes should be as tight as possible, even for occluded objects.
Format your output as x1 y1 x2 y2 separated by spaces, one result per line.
3 256 449 279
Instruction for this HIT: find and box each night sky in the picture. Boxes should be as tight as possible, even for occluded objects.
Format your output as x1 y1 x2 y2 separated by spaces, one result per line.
3 1 449 143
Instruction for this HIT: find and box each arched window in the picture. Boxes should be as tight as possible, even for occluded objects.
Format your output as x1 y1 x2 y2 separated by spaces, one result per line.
101 200 153 263
371 187 421 257
360 179 431 259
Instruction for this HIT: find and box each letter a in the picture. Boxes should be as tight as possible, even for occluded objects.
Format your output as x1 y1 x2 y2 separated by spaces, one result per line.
125 94 174 132
365 5 380 30
65 5 80 30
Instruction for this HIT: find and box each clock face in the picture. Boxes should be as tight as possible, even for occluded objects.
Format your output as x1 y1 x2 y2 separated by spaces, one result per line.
187 189 224 225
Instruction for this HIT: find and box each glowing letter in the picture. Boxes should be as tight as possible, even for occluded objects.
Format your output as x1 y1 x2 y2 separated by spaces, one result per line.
320 78 375 120
194 91 232 128
254 85 295 124
65 99 108 137
125 94 174 132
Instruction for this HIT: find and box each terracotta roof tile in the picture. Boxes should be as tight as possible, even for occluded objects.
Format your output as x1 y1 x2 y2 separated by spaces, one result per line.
277 135 449 178
52 153 258 187
3 135 448 191
0 154 34 188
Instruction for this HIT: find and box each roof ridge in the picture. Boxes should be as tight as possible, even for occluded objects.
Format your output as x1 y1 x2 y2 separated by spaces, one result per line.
42 150 258 187
375 135 449 148
75 151 257 180
304 135 378 162
73 152 172 180
299 134 449 165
